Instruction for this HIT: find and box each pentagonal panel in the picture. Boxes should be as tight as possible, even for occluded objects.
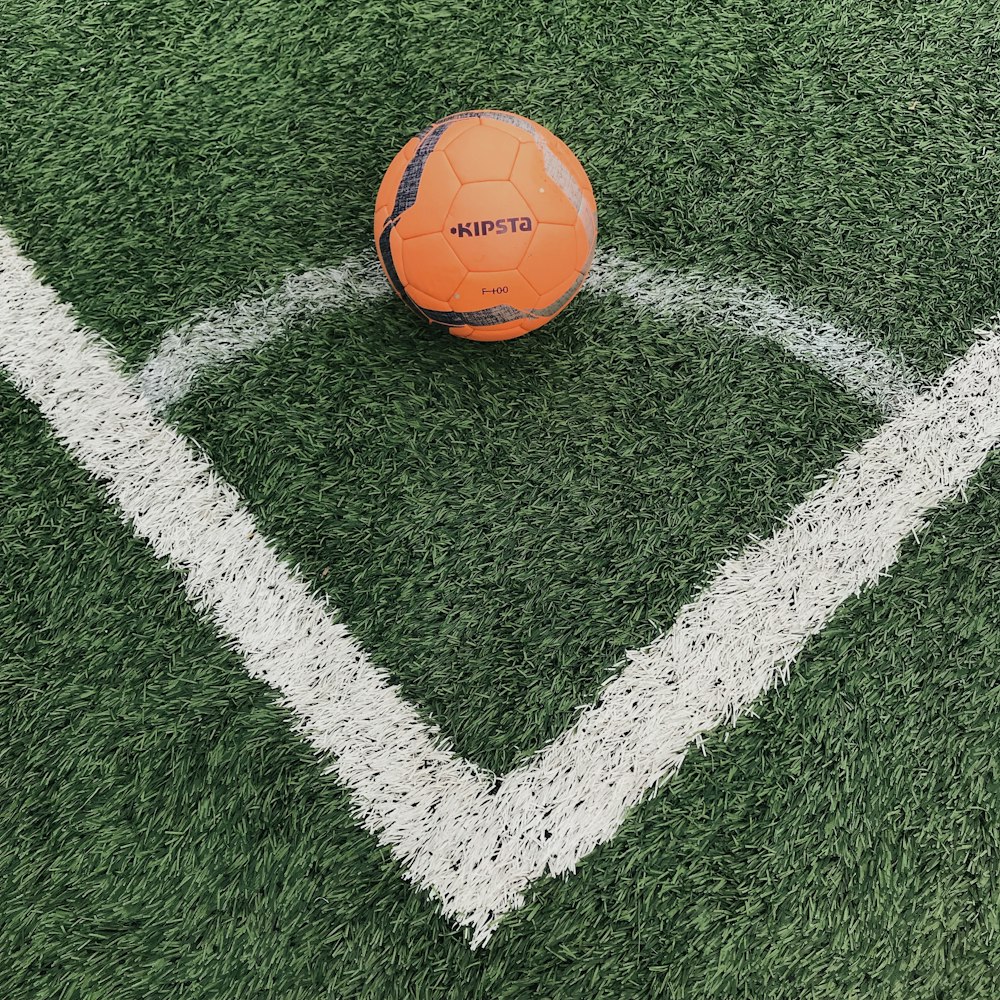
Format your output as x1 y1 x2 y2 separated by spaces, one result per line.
433 116 481 151
509 142 580 226
476 112 535 144
519 222 578 298
405 285 453 318
445 181 535 271
402 232 468 300
395 154 462 240
444 123 521 183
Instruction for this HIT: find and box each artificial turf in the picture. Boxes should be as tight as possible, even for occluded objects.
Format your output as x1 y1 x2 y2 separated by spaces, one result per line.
4 2 1000 997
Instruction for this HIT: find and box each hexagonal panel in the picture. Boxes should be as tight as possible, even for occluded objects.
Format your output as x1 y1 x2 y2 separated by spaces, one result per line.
382 226 408 287
394 154 462 240
445 181 535 272
575 216 596 270
443 123 521 183
450 316 531 341
374 204 390 240
375 135 419 217
452 269 539 316
509 142 580 226
545 130 594 200
518 222 578 298
401 232 468 300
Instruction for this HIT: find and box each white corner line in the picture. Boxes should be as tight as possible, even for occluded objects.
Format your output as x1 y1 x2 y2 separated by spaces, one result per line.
137 248 922 416
137 257 386 412
587 251 923 416
3 226 998 948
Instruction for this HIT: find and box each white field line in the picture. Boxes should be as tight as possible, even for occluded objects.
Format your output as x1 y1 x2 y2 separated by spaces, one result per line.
4 227 999 947
138 257 386 411
137 249 922 416
587 252 922 415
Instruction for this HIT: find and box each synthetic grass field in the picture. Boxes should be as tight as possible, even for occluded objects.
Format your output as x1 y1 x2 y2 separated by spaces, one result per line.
4 3 1000 997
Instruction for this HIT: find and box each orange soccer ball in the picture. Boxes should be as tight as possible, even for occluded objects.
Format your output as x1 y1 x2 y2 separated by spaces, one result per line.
374 110 597 342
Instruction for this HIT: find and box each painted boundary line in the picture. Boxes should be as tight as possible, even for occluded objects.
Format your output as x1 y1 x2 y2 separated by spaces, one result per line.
4 227 1000 947
138 258 386 412
138 249 922 416
587 252 923 415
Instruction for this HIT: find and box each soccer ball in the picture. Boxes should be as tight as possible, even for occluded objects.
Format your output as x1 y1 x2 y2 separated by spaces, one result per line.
374 110 597 342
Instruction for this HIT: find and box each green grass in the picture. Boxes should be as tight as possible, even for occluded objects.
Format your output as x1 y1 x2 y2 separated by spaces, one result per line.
172 293 876 774
5 363 1000 999
4 2 1000 997
3 1 1000 370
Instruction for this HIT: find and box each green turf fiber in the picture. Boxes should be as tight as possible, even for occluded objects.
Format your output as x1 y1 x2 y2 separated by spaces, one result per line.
171 292 876 773
4 353 1000 999
5 1 1000 997
2 1 1000 370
